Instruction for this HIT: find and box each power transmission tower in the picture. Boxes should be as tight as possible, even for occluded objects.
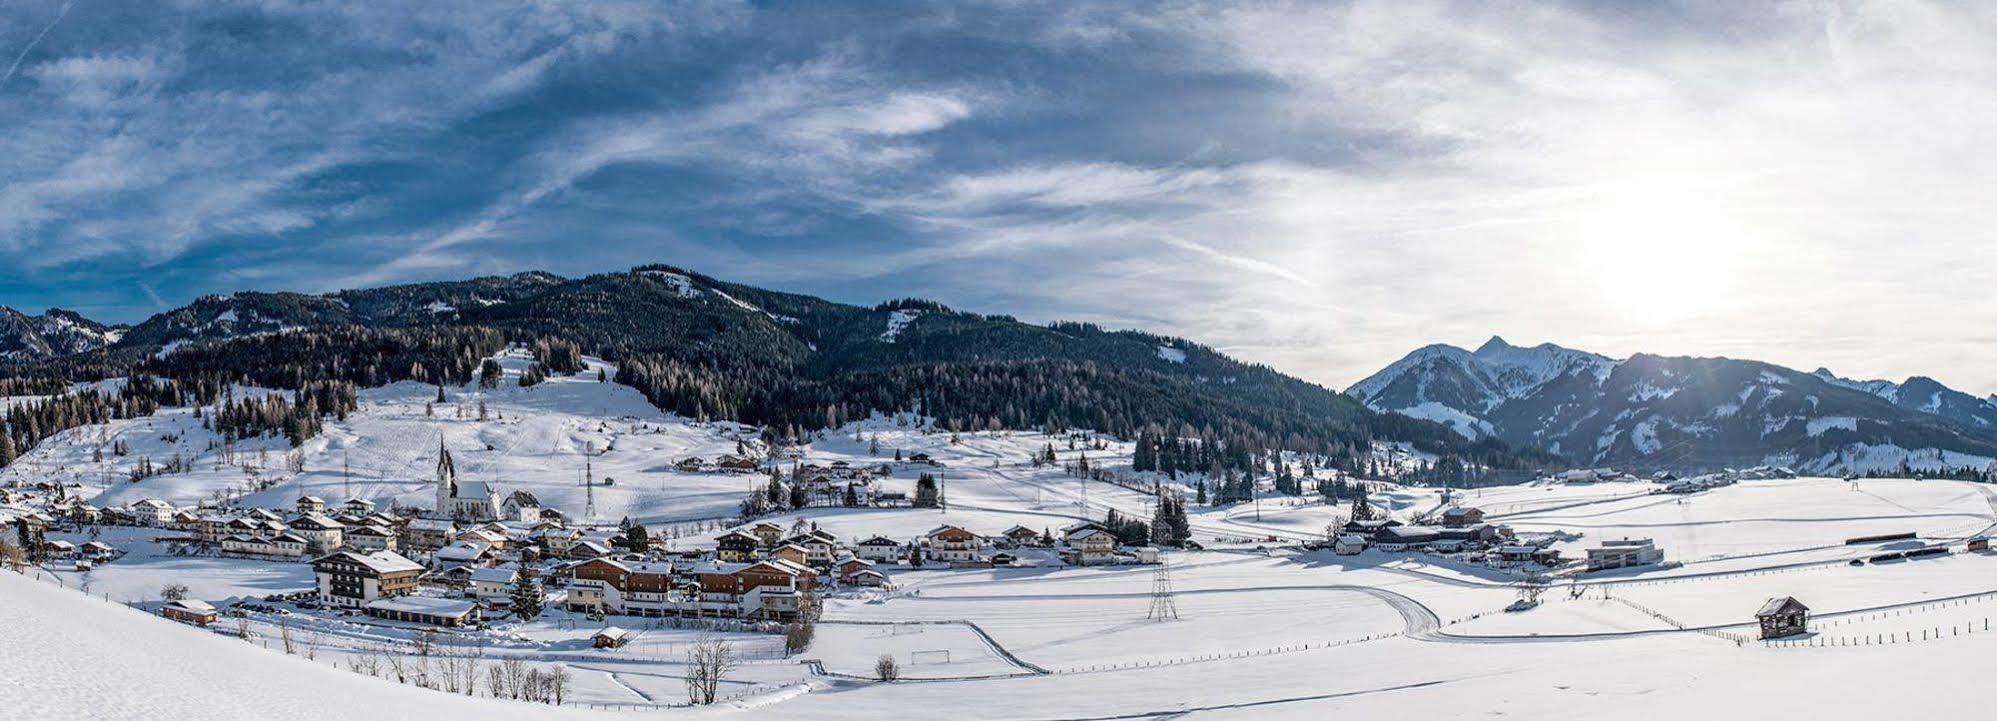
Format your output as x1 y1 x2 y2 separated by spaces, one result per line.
342 450 352 501
1146 562 1179 621
584 454 596 522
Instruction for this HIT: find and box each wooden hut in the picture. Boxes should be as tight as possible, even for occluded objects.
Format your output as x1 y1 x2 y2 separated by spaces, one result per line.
1756 597 1810 639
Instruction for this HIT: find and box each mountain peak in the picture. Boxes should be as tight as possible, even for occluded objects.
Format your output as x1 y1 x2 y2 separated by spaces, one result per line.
1474 335 1513 354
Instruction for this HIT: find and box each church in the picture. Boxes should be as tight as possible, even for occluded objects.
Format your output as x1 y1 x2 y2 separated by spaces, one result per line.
434 441 499 522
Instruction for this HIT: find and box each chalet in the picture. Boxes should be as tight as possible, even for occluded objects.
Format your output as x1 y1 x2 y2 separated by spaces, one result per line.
748 522 786 548
296 496 327 515
402 518 458 551
907 453 934 464
1440 507 1485 528
1334 534 1369 555
313 550 425 608
43 540 76 558
161 599 218 626
1757 597 1810 639
923 525 985 564
566 558 678 617
78 541 115 559
1585 538 1665 572
853 535 903 563
715 455 759 473
456 526 508 550
988 551 1018 567
170 510 202 532
715 531 760 562
770 543 812 568
1494 545 1542 564
434 540 497 568
1063 527 1117 566
130 499 174 527
195 515 232 543
223 532 308 559
569 540 614 560
836 557 877 582
783 530 841 567
593 627 634 648
342 498 376 517
247 508 283 523
1001 525 1044 547
534 527 582 556
692 560 803 621
365 596 481 627
466 567 519 606
66 504 101 524
288 513 346 552
500 491 542 523
345 525 398 552
674 457 706 472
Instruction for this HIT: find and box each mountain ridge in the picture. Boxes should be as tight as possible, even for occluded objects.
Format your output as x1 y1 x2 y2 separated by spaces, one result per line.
1349 336 1997 473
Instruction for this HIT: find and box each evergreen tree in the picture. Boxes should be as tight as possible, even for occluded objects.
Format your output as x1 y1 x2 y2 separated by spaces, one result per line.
510 571 544 621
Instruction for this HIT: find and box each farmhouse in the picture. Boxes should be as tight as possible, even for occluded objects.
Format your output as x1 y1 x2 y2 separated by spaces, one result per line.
1063 527 1117 566
714 531 760 562
924 525 986 564
466 567 519 606
287 513 346 552
296 496 327 514
853 535 902 563
1001 525 1044 547
1440 506 1485 528
345 525 398 552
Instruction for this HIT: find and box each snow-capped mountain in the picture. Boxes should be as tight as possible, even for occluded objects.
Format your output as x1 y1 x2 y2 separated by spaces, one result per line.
0 306 124 359
1349 337 1997 472
1812 368 1997 431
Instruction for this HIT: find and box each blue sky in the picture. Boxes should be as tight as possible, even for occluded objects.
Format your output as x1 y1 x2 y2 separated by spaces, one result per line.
3 1 1996 394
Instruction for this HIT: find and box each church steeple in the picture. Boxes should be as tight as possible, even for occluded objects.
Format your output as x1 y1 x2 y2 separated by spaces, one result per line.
435 437 457 514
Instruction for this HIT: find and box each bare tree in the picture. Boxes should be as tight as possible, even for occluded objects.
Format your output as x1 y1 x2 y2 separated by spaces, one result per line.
548 665 571 705
684 636 735 705
875 653 901 681
278 617 296 655
160 583 190 601
500 658 529 700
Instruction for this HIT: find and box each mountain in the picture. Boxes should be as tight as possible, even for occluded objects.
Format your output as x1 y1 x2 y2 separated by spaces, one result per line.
1349 337 1997 473
3 265 1555 479
0 306 124 360
1811 368 1997 432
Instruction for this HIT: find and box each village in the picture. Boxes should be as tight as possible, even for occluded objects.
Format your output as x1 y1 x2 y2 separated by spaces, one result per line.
6 362 1997 716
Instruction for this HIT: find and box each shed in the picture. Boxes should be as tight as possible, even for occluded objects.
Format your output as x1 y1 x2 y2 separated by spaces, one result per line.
593 626 634 649
1756 596 1810 639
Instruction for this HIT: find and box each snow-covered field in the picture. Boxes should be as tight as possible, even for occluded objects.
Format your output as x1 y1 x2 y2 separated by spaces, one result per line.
14 354 1997 719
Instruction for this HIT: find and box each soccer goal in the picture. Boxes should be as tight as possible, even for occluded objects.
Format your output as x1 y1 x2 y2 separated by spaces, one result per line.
889 621 925 636
910 649 952 665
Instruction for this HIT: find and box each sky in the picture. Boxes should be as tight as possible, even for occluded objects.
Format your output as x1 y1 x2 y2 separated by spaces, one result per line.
1 0 1995 395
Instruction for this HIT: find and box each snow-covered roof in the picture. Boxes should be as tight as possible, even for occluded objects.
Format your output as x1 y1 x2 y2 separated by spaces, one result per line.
320 550 424 574
365 596 477 617
1758 596 1808 617
166 599 217 614
467 567 518 584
